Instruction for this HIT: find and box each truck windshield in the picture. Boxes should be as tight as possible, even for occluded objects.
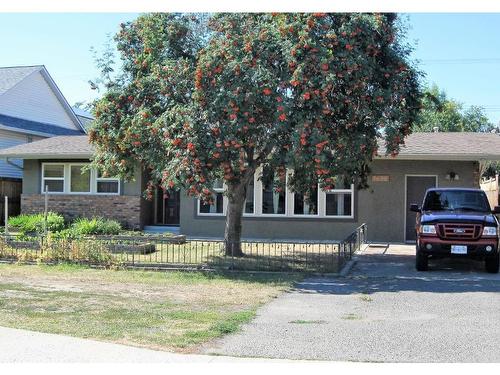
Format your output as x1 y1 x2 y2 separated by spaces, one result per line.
422 190 491 212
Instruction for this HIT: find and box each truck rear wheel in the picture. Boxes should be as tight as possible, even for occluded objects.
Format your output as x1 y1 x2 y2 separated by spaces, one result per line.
485 253 499 274
416 249 428 271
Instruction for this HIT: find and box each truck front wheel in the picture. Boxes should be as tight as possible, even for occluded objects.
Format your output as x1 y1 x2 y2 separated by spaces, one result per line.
416 248 429 271
485 253 499 274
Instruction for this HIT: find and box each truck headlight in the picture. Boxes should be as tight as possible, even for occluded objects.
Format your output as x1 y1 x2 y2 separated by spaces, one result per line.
421 225 436 234
482 227 497 236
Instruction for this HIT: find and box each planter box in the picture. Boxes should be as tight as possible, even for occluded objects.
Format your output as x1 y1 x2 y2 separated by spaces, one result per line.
89 234 186 244
6 240 40 250
105 242 156 255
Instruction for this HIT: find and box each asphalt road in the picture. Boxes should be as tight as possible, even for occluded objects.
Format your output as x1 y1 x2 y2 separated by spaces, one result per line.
206 244 500 362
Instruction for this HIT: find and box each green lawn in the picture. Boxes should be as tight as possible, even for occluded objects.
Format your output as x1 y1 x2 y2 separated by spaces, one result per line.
0 263 300 352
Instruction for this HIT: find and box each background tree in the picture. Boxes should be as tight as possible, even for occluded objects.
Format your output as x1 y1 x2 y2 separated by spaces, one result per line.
414 84 494 132
89 13 421 255
413 84 500 178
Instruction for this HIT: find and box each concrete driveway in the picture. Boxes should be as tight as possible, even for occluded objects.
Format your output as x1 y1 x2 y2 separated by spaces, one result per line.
206 244 500 362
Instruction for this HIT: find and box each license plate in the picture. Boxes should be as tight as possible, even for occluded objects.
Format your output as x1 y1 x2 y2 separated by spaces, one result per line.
451 245 467 254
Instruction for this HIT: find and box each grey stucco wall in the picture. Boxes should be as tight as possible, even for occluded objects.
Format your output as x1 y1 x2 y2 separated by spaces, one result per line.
22 160 40 194
179 159 479 243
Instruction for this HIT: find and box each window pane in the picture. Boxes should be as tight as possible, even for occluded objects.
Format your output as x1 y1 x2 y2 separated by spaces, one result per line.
97 181 119 193
262 166 285 214
43 165 64 178
200 192 224 214
326 193 352 216
43 180 63 193
70 165 90 192
244 177 254 214
294 190 318 215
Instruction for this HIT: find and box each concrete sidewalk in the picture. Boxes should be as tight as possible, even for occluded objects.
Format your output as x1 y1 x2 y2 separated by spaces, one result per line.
0 326 300 363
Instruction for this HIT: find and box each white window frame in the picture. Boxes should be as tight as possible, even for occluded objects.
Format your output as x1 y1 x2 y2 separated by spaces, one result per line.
41 163 65 193
68 163 92 194
95 170 121 195
196 167 355 220
291 188 320 218
197 181 227 216
41 162 120 196
323 185 355 219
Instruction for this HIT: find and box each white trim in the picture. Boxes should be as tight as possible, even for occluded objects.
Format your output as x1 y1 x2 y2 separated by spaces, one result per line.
404 174 438 243
95 170 121 195
41 163 65 193
323 184 355 219
197 181 225 216
41 162 120 196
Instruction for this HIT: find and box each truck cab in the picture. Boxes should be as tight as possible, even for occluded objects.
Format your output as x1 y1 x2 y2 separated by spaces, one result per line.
411 188 500 273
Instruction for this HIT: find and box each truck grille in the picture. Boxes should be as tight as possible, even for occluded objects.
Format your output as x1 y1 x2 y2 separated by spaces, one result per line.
436 223 482 240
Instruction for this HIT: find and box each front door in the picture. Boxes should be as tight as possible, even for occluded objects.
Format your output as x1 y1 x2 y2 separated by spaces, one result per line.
405 176 437 242
155 189 180 225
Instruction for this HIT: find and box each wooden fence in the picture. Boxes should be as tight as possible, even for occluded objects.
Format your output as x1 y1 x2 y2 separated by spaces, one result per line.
481 174 499 208
0 178 21 223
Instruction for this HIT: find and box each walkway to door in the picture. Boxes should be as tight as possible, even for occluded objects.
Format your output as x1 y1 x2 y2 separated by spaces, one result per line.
206 244 500 362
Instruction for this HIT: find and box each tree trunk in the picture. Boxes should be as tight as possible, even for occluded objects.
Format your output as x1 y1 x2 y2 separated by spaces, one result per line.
224 183 247 257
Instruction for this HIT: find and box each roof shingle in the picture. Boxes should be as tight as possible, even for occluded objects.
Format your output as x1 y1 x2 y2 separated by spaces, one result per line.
0 132 500 161
377 132 500 160
0 135 92 159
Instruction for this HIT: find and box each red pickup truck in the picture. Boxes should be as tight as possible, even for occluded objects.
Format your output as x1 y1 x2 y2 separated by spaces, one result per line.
411 188 500 273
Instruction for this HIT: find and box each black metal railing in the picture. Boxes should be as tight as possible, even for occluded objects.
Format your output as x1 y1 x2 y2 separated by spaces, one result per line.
337 223 367 269
0 224 367 273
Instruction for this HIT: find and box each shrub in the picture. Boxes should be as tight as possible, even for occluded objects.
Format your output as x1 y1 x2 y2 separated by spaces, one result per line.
70 217 122 236
9 213 65 234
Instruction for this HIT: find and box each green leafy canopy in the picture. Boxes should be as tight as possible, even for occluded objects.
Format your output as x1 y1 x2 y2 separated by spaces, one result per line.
89 13 422 203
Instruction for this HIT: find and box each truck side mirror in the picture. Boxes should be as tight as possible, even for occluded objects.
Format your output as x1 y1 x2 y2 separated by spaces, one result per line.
493 206 500 214
410 204 421 213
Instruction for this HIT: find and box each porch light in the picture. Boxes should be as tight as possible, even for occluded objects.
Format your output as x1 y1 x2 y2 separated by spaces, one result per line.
446 171 459 181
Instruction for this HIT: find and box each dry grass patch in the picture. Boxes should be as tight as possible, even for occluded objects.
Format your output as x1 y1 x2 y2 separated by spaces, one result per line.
0 263 300 352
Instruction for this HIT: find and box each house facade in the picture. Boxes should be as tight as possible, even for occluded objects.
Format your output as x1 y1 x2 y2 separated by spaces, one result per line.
0 65 86 217
0 132 499 243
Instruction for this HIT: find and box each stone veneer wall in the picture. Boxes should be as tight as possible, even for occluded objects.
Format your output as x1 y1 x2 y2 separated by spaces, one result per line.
21 194 142 229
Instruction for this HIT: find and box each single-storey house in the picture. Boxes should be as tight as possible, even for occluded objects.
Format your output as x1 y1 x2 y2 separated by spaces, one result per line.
0 132 499 243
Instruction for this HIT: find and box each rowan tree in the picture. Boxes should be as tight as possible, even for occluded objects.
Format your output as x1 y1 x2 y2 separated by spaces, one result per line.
89 13 421 256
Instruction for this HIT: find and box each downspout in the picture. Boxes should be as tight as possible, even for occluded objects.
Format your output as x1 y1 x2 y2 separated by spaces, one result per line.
5 158 23 171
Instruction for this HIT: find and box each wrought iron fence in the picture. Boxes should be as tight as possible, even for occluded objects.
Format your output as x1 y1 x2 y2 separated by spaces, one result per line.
0 223 367 273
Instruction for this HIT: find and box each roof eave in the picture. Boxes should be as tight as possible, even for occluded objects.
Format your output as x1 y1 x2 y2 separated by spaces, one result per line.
0 153 92 160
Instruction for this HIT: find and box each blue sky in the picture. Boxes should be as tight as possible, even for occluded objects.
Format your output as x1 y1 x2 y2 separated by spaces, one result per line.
0 13 499 123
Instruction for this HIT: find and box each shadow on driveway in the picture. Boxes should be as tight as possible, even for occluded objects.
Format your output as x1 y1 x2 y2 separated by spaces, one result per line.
294 244 500 295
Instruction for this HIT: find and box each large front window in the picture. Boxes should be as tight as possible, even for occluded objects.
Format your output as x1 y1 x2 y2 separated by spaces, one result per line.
197 167 354 219
41 163 120 195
